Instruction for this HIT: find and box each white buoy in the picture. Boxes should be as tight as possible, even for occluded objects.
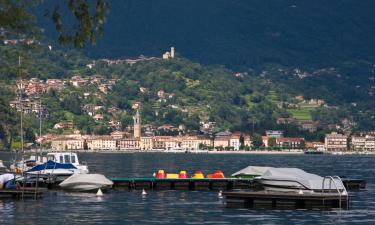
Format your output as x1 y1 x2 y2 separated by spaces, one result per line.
218 190 223 198
96 188 103 197
342 190 348 196
142 189 148 196
298 189 304 195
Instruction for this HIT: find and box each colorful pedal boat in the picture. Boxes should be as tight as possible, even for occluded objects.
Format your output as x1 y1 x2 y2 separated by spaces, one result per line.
206 170 225 179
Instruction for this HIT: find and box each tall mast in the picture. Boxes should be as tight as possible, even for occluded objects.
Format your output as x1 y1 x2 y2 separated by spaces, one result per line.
19 55 24 154
39 96 42 154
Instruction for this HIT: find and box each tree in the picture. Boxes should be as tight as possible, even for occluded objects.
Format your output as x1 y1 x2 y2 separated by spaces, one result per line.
0 0 108 48
268 137 276 149
62 93 82 115
252 133 263 149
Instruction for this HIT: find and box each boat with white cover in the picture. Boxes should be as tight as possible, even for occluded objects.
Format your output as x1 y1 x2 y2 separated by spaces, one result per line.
255 167 346 193
59 173 113 191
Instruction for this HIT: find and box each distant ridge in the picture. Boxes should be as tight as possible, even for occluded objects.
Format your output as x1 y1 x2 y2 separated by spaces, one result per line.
38 0 375 70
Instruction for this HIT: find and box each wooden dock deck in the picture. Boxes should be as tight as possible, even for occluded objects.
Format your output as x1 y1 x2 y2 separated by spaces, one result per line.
223 191 350 209
0 188 46 199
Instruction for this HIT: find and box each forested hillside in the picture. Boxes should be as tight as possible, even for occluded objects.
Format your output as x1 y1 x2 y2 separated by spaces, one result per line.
1 41 374 150
38 0 375 70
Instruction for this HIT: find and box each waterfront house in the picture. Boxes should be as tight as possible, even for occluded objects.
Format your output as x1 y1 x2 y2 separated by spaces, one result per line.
140 136 153 150
181 136 199 150
364 135 375 151
230 132 242 150
275 137 305 149
324 132 348 151
243 134 252 148
214 131 232 149
351 136 366 151
118 138 140 150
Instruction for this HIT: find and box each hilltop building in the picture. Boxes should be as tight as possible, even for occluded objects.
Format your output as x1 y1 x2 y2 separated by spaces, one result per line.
162 47 176 59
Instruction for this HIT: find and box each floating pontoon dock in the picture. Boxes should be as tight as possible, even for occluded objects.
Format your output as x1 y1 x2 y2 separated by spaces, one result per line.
0 187 46 199
223 191 350 209
111 178 255 190
110 177 366 191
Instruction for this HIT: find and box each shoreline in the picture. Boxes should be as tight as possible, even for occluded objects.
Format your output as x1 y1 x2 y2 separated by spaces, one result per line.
8 149 375 155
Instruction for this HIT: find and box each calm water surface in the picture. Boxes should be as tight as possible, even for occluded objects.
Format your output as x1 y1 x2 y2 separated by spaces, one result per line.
0 152 374 225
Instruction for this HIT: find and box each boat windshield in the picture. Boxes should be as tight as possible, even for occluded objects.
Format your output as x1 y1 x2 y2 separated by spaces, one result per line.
47 155 56 162
64 155 71 163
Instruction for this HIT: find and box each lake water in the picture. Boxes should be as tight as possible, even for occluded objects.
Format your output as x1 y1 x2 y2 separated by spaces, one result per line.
0 152 375 224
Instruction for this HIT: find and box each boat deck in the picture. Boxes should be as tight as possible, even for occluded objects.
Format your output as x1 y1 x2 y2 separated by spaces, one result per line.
223 191 350 209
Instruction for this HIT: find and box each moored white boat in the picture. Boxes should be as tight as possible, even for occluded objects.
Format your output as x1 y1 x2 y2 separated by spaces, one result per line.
11 152 89 174
255 167 346 193
59 173 113 191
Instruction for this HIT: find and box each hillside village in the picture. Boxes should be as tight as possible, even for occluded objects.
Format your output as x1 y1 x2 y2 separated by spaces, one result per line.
1 45 375 152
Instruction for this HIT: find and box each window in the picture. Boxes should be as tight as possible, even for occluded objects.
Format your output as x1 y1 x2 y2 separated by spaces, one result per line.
71 155 76 164
60 155 63 163
64 155 71 163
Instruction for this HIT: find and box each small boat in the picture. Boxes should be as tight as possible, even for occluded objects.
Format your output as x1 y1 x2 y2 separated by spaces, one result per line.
207 170 225 179
255 167 345 193
59 173 113 191
304 149 325 154
191 171 205 179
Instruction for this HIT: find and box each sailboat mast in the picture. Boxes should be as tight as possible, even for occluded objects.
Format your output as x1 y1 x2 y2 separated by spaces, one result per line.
19 55 24 154
39 96 42 153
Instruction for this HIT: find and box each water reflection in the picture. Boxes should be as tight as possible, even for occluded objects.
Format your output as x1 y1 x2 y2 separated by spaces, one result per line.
0 153 374 224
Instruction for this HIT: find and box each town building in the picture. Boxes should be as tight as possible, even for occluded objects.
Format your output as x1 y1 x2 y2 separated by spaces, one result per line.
265 130 284 138
118 138 140 150
351 136 366 151
181 136 199 150
324 132 348 151
364 135 375 151
214 131 232 149
275 137 305 149
229 132 241 150
162 47 175 59
140 136 153 150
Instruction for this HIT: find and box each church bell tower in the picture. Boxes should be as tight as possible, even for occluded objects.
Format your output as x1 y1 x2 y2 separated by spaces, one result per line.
133 109 141 139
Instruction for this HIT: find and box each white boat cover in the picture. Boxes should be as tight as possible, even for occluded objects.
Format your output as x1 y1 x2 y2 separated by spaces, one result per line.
59 173 113 190
260 167 344 190
231 166 272 177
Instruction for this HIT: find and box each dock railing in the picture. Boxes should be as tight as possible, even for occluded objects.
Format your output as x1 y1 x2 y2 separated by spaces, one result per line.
322 176 348 209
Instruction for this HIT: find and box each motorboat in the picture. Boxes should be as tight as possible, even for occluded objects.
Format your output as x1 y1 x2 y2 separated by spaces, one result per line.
231 166 272 179
255 167 346 193
10 152 89 174
59 173 113 191
45 152 89 174
25 160 87 182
